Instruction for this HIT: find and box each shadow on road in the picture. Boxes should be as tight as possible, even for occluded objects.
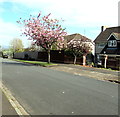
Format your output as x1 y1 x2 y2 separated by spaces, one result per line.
2 61 34 66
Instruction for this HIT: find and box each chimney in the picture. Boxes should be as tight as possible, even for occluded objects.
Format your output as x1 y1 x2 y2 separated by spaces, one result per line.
101 26 104 32
101 26 108 32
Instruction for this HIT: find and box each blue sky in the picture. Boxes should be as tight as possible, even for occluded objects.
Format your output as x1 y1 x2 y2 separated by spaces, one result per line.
0 0 119 48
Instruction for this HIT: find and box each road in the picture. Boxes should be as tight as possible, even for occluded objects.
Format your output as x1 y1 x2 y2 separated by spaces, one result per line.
1 59 119 115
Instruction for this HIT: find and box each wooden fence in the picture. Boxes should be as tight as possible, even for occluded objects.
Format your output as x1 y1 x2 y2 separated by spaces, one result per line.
13 50 93 65
101 56 120 70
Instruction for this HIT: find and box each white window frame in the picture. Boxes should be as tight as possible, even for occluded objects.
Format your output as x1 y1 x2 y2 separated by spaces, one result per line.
108 40 117 47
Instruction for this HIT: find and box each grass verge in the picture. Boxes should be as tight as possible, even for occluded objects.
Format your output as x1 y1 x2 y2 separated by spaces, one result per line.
11 59 58 67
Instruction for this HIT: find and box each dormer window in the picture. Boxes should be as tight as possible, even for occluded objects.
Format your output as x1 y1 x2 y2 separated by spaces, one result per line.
108 40 117 47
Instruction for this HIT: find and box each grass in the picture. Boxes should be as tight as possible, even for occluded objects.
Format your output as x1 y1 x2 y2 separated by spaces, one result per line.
11 59 57 67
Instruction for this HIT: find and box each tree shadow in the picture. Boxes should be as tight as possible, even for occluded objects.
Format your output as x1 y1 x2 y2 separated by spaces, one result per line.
2 61 34 66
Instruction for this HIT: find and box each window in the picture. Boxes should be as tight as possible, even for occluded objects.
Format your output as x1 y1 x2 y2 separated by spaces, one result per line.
108 40 117 47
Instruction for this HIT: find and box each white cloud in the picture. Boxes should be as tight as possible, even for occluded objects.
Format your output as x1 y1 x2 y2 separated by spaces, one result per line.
0 18 30 47
0 0 119 47
0 0 7 2
0 0 118 26
6 0 118 26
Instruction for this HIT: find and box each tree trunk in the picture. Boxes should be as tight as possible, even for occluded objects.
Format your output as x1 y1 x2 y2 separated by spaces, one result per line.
83 54 86 66
13 52 14 59
74 55 77 64
48 49 51 64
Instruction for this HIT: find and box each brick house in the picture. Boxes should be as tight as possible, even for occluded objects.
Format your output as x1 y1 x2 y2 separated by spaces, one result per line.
94 26 120 70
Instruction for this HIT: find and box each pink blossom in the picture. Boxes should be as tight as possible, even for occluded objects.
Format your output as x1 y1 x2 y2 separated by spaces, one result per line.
17 12 67 63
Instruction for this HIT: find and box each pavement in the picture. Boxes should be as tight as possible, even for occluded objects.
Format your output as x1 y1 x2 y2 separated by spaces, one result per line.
1 90 18 116
1 59 119 115
48 63 119 83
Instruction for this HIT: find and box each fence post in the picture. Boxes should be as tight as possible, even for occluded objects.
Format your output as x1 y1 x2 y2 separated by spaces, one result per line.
104 55 108 68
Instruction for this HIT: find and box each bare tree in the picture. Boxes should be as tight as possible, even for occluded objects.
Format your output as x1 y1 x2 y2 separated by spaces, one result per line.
10 38 24 53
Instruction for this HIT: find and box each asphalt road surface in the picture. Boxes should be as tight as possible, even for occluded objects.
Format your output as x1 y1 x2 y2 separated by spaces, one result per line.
1 59 119 115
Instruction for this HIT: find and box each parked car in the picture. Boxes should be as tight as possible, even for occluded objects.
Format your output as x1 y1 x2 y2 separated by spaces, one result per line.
97 61 102 67
3 54 8 58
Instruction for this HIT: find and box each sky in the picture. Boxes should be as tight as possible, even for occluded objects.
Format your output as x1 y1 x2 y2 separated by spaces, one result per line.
0 0 119 48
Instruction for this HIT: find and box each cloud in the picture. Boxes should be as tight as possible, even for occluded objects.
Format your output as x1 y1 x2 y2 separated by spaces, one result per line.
4 0 118 26
1 0 118 27
0 18 29 47
0 0 119 47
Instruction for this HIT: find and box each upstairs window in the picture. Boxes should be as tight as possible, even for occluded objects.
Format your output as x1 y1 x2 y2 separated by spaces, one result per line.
108 40 117 47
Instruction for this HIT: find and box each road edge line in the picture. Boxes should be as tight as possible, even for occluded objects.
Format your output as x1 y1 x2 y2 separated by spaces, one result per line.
0 81 30 116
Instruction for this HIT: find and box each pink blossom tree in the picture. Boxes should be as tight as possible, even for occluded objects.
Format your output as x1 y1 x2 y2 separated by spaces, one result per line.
67 37 93 65
67 39 82 64
17 12 67 63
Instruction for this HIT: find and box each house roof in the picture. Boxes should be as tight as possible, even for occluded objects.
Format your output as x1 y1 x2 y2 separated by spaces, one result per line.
94 26 120 43
113 33 120 40
64 33 92 43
